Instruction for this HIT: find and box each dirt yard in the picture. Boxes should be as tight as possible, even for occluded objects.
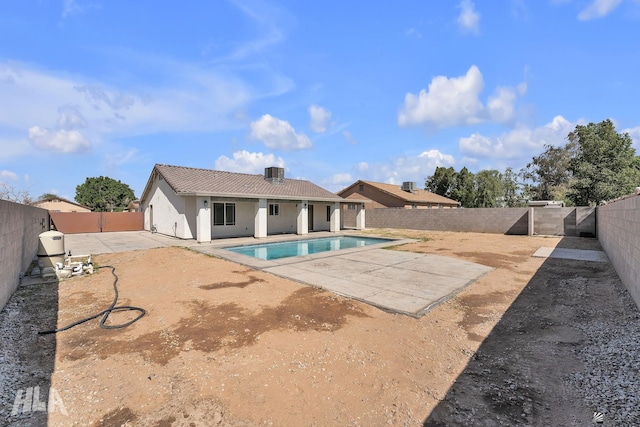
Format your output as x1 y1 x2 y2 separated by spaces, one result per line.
2 230 639 426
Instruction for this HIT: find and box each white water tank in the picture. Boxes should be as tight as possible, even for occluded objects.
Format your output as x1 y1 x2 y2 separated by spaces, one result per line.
38 231 65 269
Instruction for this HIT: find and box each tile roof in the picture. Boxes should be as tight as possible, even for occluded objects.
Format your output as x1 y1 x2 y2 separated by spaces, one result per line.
33 196 91 210
354 180 460 205
146 164 344 201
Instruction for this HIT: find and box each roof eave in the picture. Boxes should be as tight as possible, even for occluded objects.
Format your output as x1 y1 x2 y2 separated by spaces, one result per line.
178 191 347 203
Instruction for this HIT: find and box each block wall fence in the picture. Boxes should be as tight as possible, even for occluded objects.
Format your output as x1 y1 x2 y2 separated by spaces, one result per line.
0 200 50 312
343 206 596 237
597 194 640 308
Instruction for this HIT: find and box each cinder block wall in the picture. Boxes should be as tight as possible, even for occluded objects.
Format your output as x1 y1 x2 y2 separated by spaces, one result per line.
365 208 530 234
534 207 577 236
0 200 50 312
345 206 596 237
532 206 597 236
576 207 597 237
597 194 640 308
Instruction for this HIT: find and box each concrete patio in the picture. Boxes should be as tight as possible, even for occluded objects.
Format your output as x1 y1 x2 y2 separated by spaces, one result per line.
64 231 493 317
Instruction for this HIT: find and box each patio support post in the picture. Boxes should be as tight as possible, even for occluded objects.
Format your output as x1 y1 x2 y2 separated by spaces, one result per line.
297 201 308 235
196 196 211 243
255 198 267 238
528 207 535 236
330 202 340 232
356 203 365 230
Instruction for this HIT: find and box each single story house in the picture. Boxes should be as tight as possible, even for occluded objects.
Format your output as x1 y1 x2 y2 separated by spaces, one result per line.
338 180 460 209
33 196 92 212
140 164 366 242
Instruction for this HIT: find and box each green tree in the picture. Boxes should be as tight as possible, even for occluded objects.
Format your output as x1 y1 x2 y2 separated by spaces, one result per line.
474 169 504 208
451 167 476 208
75 176 136 212
425 166 457 198
567 119 639 206
501 167 523 207
521 142 574 202
38 193 60 201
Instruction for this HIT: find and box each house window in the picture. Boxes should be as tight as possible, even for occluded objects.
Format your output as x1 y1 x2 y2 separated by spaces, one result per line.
326 206 331 221
269 203 279 216
347 204 356 210
358 184 364 192
213 203 235 226
225 203 235 225
213 203 225 225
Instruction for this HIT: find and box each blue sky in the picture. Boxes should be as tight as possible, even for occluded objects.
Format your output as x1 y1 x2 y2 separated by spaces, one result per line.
1 0 640 201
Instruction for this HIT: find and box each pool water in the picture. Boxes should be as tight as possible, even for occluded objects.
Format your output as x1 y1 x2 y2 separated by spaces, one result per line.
225 236 393 260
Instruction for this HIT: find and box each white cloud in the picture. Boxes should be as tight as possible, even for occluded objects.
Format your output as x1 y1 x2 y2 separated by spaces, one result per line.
0 59 255 145
459 115 575 162
356 162 369 172
457 0 481 34
398 65 524 128
0 58 288 174
487 87 518 123
329 173 353 185
250 114 312 151
0 170 18 180
357 149 455 185
215 150 285 174
308 105 331 133
399 65 483 127
343 130 357 145
578 0 623 20
57 104 87 130
28 126 90 153
218 1 293 62
622 125 640 150
62 0 82 18
104 148 139 169
74 85 136 111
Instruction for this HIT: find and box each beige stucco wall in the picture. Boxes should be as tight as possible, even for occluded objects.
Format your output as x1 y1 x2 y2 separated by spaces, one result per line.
35 200 91 212
340 184 405 208
311 203 332 231
597 194 640 308
212 200 256 238
143 175 192 239
0 200 50 312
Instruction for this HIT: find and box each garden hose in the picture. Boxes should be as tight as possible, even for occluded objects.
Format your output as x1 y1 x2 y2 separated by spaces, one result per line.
38 265 146 335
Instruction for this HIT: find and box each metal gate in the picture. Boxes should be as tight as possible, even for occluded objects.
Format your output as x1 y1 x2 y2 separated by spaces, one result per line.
50 212 143 234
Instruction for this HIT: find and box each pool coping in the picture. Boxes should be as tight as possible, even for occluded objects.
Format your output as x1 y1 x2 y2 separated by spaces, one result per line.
201 235 417 270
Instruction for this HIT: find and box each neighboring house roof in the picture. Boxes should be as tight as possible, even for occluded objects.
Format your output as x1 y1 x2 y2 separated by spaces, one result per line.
33 196 92 211
343 193 371 201
142 164 345 202
339 180 460 206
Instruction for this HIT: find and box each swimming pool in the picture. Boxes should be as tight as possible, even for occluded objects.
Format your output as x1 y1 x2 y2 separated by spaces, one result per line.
225 236 394 260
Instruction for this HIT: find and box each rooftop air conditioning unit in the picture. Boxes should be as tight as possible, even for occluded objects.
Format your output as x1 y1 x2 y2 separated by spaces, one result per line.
401 181 417 193
264 167 285 184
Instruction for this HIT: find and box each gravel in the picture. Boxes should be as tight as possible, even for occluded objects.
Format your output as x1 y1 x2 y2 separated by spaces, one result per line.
1 280 59 427
568 305 640 425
